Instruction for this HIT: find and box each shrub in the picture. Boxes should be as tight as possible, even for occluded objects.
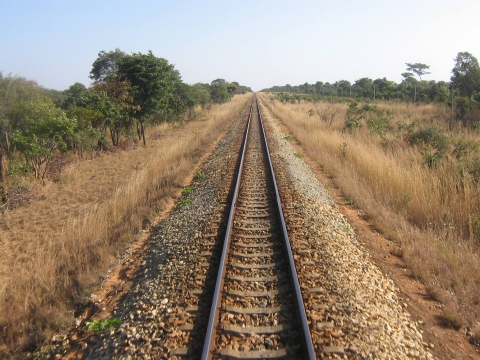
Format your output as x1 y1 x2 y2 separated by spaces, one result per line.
411 126 450 167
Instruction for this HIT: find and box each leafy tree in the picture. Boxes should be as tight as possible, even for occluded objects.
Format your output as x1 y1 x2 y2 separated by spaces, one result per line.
11 97 76 181
229 81 252 95
401 72 415 81
227 83 237 99
167 82 195 120
79 91 122 146
211 78 226 85
92 79 138 145
373 78 396 99
315 81 324 95
405 63 430 80
62 82 88 109
66 106 102 155
90 48 126 84
426 80 450 103
451 52 480 99
191 83 211 108
1 75 44 149
354 78 374 98
209 82 229 104
336 80 351 97
117 51 180 145
42 88 66 108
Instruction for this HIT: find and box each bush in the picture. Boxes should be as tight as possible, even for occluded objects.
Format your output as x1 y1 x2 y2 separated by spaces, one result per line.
411 126 450 167
344 116 363 133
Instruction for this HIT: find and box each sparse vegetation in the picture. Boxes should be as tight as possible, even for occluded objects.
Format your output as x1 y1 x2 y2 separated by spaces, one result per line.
86 317 121 332
193 172 205 181
181 185 195 196
175 198 193 208
294 152 303 158
259 91 480 332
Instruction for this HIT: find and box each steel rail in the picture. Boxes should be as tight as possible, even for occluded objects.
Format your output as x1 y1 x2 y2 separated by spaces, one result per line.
201 100 254 359
256 96 316 360
201 94 315 359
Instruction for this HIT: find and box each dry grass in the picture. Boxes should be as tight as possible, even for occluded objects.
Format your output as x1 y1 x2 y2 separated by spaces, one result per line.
259 93 480 329
0 93 251 356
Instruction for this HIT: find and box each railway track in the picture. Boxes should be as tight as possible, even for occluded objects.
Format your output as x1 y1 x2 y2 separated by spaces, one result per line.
45 94 435 360
194 95 315 359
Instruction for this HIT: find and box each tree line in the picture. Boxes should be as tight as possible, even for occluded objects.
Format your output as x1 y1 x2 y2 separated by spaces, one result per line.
0 48 251 182
263 52 480 121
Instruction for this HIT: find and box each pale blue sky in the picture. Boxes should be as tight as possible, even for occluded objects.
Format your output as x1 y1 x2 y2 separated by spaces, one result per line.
1 0 479 91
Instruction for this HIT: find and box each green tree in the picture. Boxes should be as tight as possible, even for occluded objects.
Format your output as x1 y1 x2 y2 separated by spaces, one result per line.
401 72 415 81
62 82 88 109
89 49 140 145
66 106 102 155
79 91 122 146
227 83 237 99
0 75 45 152
451 52 480 99
191 83 211 108
92 79 138 145
211 78 226 84
354 78 374 98
373 78 396 100
90 48 126 84
209 82 229 104
11 97 76 181
42 88 66 108
117 51 180 145
152 82 195 122
336 80 351 97
405 63 431 80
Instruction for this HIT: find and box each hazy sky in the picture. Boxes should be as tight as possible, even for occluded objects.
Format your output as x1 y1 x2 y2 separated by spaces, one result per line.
1 0 480 91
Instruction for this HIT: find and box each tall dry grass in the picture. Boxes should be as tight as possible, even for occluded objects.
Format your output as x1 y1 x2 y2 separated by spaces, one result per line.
0 94 251 356
259 93 480 330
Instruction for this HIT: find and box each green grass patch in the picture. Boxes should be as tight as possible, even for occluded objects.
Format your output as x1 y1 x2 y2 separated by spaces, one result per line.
86 317 121 332
284 135 295 141
344 199 354 205
182 185 195 196
193 172 205 181
294 152 304 158
176 199 193 208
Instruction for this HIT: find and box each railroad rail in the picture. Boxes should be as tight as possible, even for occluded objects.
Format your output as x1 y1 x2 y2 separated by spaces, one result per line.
199 95 315 359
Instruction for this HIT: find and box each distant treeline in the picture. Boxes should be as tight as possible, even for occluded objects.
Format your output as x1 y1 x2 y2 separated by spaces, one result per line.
0 48 251 182
262 52 480 111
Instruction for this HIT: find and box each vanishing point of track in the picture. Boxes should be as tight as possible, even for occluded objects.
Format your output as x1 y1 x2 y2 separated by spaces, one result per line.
198 95 315 359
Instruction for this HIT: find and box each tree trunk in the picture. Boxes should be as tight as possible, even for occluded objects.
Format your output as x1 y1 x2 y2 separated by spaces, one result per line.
5 132 10 153
136 121 142 141
141 122 146 146
0 149 4 182
110 127 116 146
